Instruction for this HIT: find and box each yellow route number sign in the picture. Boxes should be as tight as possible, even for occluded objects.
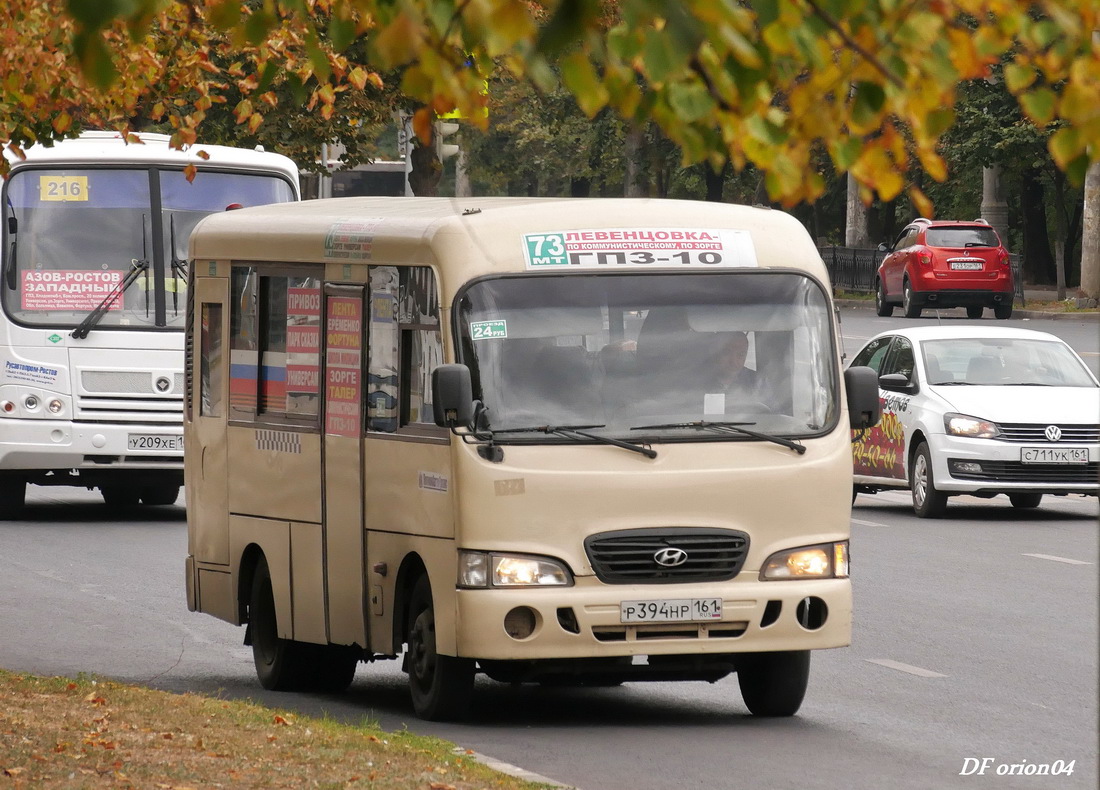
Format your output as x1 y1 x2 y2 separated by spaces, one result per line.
40 175 89 202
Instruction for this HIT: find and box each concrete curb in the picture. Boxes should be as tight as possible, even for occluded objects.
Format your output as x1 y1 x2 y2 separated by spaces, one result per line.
834 299 1100 322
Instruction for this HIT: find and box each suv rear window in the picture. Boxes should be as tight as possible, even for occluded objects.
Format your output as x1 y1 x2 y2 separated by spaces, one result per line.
925 227 999 248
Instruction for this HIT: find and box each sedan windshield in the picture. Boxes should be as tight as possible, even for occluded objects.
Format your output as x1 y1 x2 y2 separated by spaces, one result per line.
456 272 838 440
922 338 1097 387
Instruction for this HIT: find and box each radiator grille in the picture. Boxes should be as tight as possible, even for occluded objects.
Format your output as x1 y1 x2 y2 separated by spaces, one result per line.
997 423 1099 443
950 459 1099 484
584 528 749 584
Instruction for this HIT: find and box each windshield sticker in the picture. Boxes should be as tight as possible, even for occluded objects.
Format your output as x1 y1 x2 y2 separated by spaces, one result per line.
21 270 122 311
470 319 507 340
324 218 382 261
522 228 758 269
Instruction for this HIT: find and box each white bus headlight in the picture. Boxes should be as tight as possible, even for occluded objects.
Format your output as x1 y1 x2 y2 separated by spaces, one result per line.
761 542 849 580
944 412 1000 439
458 551 572 588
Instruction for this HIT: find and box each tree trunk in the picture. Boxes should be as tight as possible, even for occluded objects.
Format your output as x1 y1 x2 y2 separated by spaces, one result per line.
408 141 442 197
845 173 869 247
1082 160 1100 300
704 162 726 202
1020 167 1055 284
624 127 645 197
980 165 1010 252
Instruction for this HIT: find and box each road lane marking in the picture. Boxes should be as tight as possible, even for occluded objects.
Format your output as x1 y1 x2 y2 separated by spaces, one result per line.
1022 553 1092 565
851 518 889 527
866 659 947 678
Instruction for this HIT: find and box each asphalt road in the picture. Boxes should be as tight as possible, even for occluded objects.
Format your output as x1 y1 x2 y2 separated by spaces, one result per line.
0 309 1096 789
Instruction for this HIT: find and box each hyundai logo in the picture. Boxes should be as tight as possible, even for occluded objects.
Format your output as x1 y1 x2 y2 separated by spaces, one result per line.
1044 425 1062 442
654 547 689 567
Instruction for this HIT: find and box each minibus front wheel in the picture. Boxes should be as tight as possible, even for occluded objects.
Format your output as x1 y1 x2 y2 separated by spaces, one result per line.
405 575 474 720
737 650 810 717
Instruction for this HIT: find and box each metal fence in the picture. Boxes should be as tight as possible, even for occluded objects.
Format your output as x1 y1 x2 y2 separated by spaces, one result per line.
818 246 1026 306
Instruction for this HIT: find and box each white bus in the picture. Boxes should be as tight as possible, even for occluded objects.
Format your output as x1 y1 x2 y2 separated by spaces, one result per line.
184 197 879 720
0 131 299 515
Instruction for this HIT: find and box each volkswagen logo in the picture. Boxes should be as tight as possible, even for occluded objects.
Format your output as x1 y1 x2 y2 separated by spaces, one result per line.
1044 425 1062 442
654 547 689 567
155 376 172 393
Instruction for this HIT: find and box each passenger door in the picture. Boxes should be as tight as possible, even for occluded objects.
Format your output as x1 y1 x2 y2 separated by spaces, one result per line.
321 285 369 648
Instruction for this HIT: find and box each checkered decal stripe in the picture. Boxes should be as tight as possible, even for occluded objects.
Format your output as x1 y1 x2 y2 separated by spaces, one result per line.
254 429 302 454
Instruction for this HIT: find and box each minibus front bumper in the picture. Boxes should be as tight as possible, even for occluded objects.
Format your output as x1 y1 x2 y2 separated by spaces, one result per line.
454 576 850 662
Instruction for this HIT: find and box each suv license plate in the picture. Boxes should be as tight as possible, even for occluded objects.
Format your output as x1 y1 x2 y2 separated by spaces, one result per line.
1020 447 1088 464
127 434 183 451
620 598 723 623
949 261 983 270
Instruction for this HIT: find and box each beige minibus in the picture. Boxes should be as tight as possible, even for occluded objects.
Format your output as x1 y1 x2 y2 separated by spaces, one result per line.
184 197 880 720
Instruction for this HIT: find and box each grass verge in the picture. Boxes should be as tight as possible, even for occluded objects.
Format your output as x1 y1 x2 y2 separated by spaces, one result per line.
0 669 552 789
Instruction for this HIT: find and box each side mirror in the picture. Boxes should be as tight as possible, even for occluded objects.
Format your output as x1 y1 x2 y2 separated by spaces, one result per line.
878 372 917 394
844 366 881 429
876 242 888 252
432 364 474 429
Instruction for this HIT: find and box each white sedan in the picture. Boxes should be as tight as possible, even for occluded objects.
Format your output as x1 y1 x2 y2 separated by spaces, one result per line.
849 325 1099 517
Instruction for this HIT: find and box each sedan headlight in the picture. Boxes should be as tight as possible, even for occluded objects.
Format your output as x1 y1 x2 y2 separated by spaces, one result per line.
944 412 1000 439
458 551 572 588
761 542 849 580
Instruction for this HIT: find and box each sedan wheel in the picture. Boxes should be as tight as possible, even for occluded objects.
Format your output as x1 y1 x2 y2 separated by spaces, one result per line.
911 443 948 518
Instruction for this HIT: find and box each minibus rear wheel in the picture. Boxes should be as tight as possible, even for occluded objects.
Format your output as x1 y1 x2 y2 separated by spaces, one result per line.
405 575 474 720
249 556 310 691
737 650 810 717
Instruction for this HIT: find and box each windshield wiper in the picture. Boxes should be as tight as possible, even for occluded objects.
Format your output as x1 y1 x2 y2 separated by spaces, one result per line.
630 419 806 454
71 257 148 339
492 423 657 459
169 215 188 315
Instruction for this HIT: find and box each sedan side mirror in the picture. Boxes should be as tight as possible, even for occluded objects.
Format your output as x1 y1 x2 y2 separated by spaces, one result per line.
432 364 474 429
878 372 917 395
844 366 882 429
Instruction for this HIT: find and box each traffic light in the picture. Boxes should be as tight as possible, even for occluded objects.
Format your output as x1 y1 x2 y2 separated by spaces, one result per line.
435 121 460 162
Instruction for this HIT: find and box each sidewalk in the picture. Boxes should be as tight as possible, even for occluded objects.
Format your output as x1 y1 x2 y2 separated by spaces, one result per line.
836 288 1100 322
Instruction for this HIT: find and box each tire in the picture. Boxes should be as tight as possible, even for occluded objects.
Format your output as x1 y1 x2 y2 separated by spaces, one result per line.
902 280 921 318
101 485 140 508
306 644 359 693
875 280 894 317
405 575 474 720
737 651 811 717
911 442 948 518
249 557 312 691
994 302 1013 320
1009 493 1043 509
140 484 180 506
851 486 858 504
966 306 983 319
0 476 26 519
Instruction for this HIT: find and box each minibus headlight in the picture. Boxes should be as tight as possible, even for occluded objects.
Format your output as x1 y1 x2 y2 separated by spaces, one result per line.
458 551 572 588
761 542 849 580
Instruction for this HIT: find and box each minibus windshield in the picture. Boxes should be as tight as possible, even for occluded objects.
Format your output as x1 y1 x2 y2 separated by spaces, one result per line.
457 271 838 440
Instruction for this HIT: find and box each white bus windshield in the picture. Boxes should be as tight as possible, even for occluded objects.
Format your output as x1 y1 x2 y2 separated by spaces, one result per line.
3 167 295 330
457 272 838 439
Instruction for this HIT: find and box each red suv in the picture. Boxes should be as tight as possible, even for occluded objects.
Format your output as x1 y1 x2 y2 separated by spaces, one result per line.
874 219 1014 319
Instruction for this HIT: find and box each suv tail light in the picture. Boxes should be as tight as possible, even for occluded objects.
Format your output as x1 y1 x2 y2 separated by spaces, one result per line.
917 251 933 267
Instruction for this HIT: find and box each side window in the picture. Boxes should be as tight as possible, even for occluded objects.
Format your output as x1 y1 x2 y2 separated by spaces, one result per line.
852 337 892 373
199 303 223 417
883 336 915 380
891 229 910 251
229 265 321 424
367 265 442 433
